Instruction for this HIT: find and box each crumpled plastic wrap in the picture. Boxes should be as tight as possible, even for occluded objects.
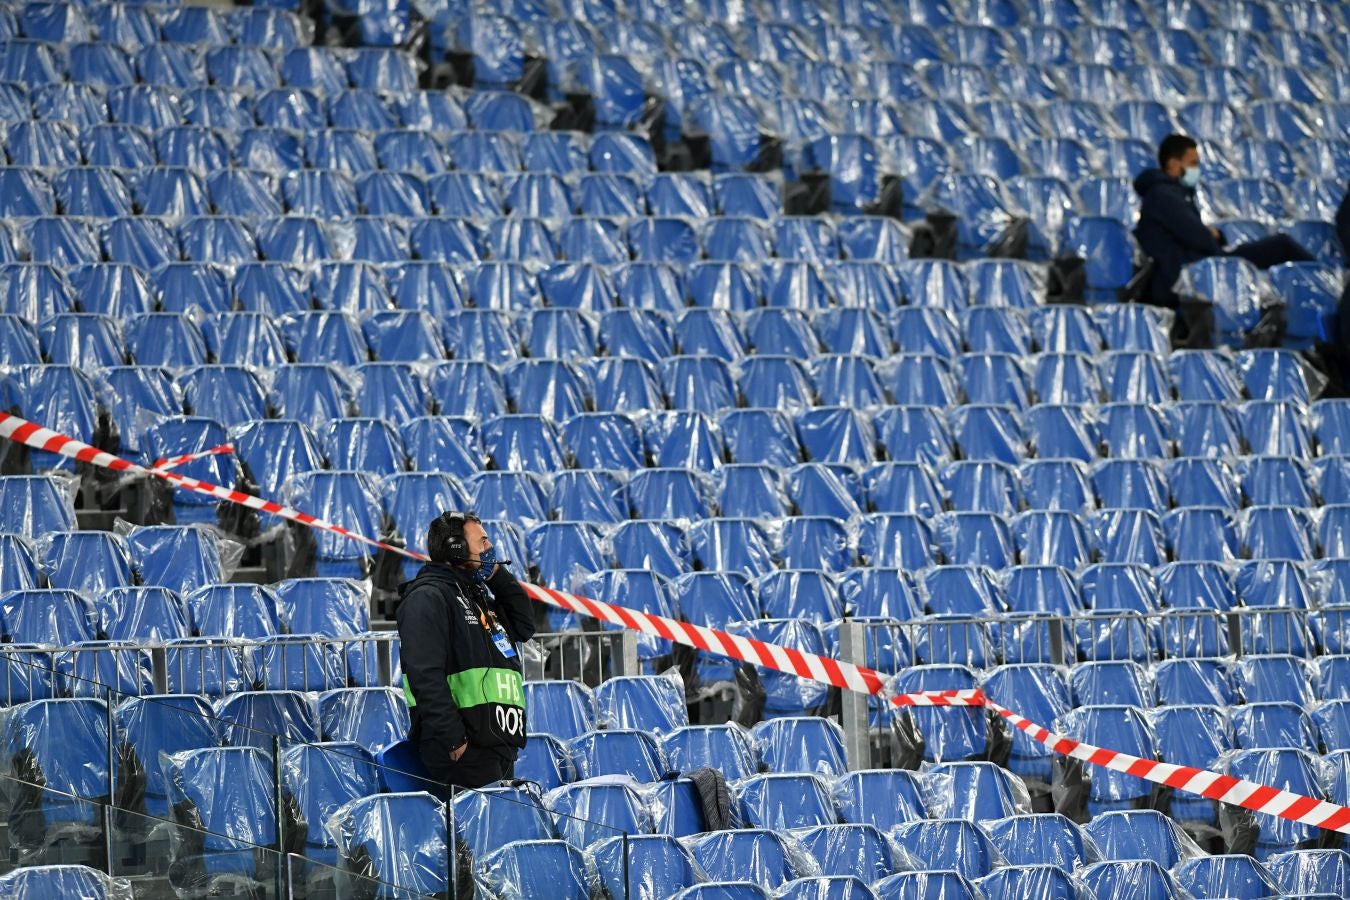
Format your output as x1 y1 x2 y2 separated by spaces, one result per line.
792 822 926 883
751 717 847 779
984 811 1101 872
545 775 653 849
660 723 760 782
476 837 595 900
771 875 877 899
684 826 819 888
2 697 110 858
0 472 78 539
734 773 839 832
118 522 243 596
1083 809 1203 870
588 832 707 900
923 761 1033 822
594 670 688 734
977 863 1096 900
0 864 135 899
326 791 446 898
892 818 1007 883
280 741 379 867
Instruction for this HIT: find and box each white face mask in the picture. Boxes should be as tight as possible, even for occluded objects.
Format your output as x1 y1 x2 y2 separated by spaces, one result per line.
1180 166 1201 188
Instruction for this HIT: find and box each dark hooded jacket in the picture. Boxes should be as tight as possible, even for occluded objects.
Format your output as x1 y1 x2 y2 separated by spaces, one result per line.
1133 167 1225 304
396 562 536 757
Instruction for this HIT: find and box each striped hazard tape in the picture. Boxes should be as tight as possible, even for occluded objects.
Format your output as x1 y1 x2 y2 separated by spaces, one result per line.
150 445 235 473
4 407 1348 834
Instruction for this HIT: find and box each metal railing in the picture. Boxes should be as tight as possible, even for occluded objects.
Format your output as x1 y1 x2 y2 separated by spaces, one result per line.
0 642 636 899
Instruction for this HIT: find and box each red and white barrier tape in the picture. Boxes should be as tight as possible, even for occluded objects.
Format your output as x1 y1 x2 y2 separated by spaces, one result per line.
4 408 1348 834
151 445 235 473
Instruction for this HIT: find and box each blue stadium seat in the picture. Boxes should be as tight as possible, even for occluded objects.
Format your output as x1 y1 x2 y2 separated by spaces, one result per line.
1167 457 1241 508
572 728 669 782
214 690 319 749
143 416 241 524
661 725 759 782
1054 705 1158 815
331 792 447 897
609 520 688 579
1267 849 1350 896
1228 748 1330 858
736 773 838 831
948 405 1025 464
1086 808 1204 871
180 365 273 429
4 698 111 856
2 588 96 646
523 681 595 743
478 839 591 900
893 819 1002 882
1234 654 1316 706
873 871 982 900
591 834 701 900
1079 860 1188 900
1176 853 1285 900
545 780 651 849
1163 507 1240 562
315 687 407 754
161 745 302 892
874 407 954 466
1233 699 1318 752
728 619 830 717
689 830 806 890
39 531 133 596
400 416 482 480
285 471 386 578
983 813 1096 872
1071 660 1153 707
752 717 846 779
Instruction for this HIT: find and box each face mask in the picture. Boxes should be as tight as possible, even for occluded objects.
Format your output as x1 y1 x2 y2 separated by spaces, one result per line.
472 546 497 585
1181 166 1201 188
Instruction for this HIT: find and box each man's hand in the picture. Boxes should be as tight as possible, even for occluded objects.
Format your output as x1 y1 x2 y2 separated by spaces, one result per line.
1210 226 1222 240
450 741 468 761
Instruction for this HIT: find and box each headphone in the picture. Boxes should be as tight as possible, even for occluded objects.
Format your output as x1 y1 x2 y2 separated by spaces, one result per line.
435 512 513 567
437 511 471 559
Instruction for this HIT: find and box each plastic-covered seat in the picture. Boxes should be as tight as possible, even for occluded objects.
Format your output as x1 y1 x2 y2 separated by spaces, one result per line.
1233 654 1315 706
1228 748 1329 857
330 792 447 897
659 721 758 780
736 773 838 831
1055 705 1158 815
644 411 724 471
892 819 1002 883
688 829 807 890
949 405 1026 465
874 407 953 466
478 839 591 900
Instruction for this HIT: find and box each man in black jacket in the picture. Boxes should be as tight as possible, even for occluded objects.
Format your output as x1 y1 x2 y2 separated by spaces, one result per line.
396 512 536 789
1134 133 1314 308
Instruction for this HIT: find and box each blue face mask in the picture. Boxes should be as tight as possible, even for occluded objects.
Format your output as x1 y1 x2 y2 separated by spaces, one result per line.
1181 166 1201 188
472 546 497 585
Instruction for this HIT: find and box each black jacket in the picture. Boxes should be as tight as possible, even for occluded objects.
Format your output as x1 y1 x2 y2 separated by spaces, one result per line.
396 562 536 757
1133 167 1225 304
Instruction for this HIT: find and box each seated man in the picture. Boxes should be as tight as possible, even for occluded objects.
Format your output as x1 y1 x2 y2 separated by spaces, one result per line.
1133 133 1314 308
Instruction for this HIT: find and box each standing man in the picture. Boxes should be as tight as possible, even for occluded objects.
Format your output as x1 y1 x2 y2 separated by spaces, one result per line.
397 512 535 789
1133 133 1314 308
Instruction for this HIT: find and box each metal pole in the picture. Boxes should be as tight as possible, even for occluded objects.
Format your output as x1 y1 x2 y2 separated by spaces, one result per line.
272 736 285 896
104 686 116 875
446 786 458 900
838 621 870 771
621 831 630 900
617 630 639 679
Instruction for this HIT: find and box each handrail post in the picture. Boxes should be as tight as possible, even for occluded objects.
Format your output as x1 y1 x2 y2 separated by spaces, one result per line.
838 621 871 771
